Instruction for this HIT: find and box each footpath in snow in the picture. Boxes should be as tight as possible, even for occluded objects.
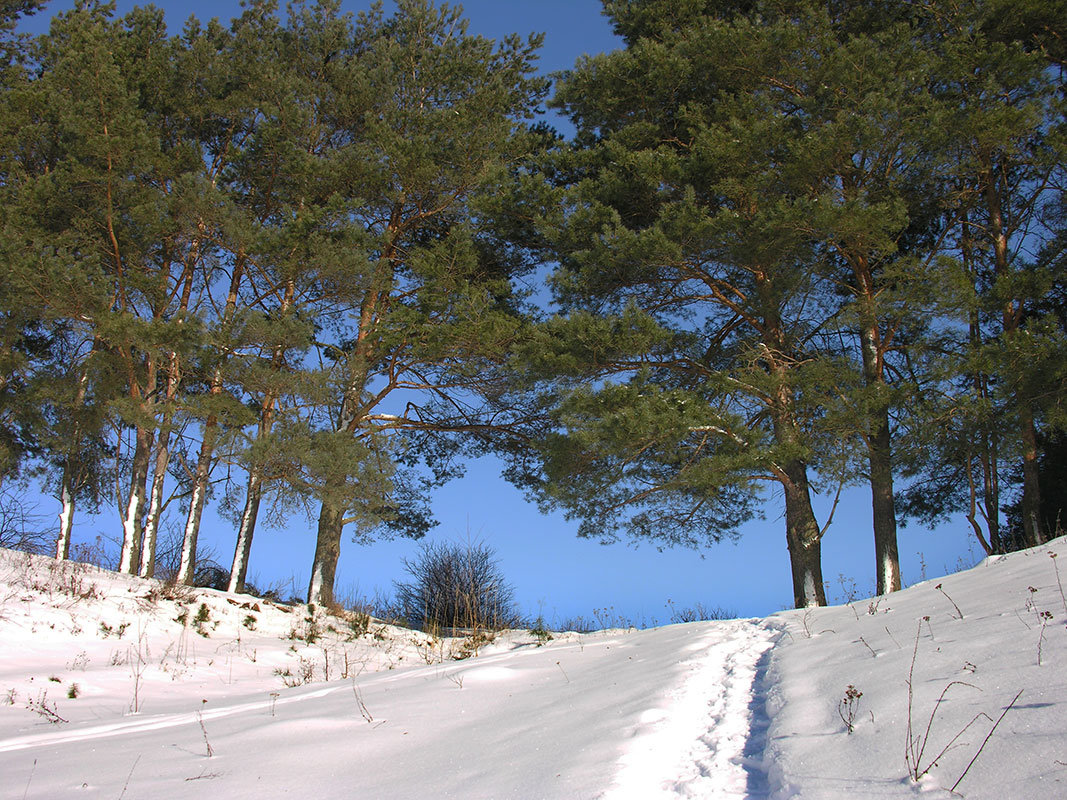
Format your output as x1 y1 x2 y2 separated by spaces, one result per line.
2 538 1067 798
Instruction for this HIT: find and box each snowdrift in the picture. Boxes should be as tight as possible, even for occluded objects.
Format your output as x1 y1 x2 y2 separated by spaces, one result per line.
1 537 1064 798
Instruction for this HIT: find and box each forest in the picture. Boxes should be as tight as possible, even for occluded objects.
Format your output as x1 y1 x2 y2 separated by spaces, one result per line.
0 0 1064 610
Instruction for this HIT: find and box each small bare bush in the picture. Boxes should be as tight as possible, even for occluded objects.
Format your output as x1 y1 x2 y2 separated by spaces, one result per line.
26 690 67 724
666 600 736 623
395 540 520 634
0 492 51 555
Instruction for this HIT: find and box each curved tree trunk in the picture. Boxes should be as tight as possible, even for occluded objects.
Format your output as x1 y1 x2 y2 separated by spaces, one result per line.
1020 407 1044 547
139 428 170 578
227 469 264 594
308 494 344 608
55 362 91 561
225 277 291 593
177 426 212 585
782 458 827 608
141 352 183 579
119 424 154 574
177 252 246 585
227 385 279 593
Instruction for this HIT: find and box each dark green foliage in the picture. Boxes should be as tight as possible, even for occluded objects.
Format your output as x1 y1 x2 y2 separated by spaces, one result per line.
507 0 1067 605
1005 432 1067 546
0 0 1063 611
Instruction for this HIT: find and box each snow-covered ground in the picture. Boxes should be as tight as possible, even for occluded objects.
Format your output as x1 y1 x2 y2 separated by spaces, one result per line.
1 538 1065 799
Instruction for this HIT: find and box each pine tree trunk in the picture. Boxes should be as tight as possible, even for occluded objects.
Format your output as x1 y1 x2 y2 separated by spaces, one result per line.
1020 407 1044 547
766 348 825 606
308 496 344 608
177 251 245 585
227 469 264 594
782 458 827 608
226 382 279 593
869 408 901 594
142 341 184 579
854 257 902 595
54 358 92 561
119 425 154 574
982 164 1041 549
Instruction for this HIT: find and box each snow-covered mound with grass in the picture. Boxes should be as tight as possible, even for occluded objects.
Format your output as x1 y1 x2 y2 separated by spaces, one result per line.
1 538 1065 799
766 537 1067 799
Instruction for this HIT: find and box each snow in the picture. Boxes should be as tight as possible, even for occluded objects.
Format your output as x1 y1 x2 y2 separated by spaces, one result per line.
1 538 1065 799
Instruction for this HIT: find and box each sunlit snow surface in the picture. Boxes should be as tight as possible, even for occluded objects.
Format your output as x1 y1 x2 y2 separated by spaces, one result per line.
1 538 1065 798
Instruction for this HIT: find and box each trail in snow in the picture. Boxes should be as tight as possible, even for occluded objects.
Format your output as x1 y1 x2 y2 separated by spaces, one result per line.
604 619 781 799
6 541 1067 798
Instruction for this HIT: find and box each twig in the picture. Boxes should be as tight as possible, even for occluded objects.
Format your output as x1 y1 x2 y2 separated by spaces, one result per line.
556 660 570 683
838 685 863 733
950 690 1023 793
352 681 373 723
884 626 902 649
1050 553 1067 616
858 636 877 658
1037 611 1053 666
936 584 964 619
196 710 213 758
117 755 141 800
21 758 36 800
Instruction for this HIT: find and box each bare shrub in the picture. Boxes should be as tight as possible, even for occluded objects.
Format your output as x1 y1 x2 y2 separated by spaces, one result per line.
70 534 117 570
395 540 520 633
0 492 51 555
666 600 736 623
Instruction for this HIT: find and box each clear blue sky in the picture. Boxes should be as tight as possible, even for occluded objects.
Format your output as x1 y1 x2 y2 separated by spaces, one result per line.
20 1 980 624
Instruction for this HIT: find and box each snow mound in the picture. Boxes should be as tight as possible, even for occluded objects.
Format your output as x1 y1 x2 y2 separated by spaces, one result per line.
1 537 1066 799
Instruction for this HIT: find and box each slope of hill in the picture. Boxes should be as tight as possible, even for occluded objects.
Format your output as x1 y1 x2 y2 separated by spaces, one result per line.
0 538 1064 798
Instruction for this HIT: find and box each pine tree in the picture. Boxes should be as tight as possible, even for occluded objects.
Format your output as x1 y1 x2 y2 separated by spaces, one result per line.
261 0 546 607
898 0 1067 550
529 1 892 607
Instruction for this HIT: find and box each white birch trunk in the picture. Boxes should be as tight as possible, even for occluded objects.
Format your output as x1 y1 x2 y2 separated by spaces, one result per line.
307 562 326 609
177 461 207 586
227 471 263 593
119 427 153 574
55 478 75 561
119 491 143 574
139 433 170 578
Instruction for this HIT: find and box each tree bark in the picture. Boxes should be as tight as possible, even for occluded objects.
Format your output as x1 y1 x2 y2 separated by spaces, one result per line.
119 424 154 574
54 361 91 561
227 469 264 594
178 253 246 584
856 341 901 594
224 275 290 593
781 457 827 608
55 469 76 561
1020 406 1044 547
308 494 344 608
139 428 169 578
869 413 901 594
176 428 212 585
982 163 1042 548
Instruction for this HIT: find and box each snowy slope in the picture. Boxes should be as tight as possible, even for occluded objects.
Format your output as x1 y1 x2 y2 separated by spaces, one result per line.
765 538 1067 799
1 538 1065 799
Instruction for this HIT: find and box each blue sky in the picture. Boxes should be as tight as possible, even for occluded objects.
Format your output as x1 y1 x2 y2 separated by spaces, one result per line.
19 0 981 623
